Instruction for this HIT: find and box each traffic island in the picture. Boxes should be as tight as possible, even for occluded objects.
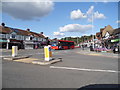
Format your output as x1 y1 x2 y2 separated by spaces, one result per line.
31 46 62 65
3 55 31 60
32 58 62 65
3 46 31 60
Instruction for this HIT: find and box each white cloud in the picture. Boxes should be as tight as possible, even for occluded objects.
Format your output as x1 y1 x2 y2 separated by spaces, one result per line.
86 6 94 15
87 11 106 22
2 0 51 2
103 0 109 3
70 9 87 20
70 6 106 22
70 36 77 38
83 34 90 36
87 18 93 22
93 11 106 19
2 0 54 20
59 24 94 33
53 32 65 37
116 20 120 23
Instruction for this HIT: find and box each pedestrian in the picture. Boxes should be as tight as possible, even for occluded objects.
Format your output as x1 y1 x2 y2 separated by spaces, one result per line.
90 44 93 51
35 45 38 49
82 44 84 50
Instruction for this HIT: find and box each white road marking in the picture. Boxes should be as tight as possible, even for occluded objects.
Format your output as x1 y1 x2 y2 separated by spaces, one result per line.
0 55 11 57
24 53 44 55
1 53 44 58
50 66 119 73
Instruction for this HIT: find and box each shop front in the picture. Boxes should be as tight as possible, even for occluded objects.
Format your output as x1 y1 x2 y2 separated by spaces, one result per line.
24 41 35 49
0 39 7 48
8 39 24 49
34 41 43 49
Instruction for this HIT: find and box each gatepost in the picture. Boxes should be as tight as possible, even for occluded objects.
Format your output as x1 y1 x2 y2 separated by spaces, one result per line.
44 45 52 61
12 46 18 57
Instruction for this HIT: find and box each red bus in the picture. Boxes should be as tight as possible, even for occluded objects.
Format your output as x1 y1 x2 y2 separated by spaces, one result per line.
51 40 75 50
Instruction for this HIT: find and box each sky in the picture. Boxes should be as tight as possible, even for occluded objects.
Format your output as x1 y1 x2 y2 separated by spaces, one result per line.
1 0 119 39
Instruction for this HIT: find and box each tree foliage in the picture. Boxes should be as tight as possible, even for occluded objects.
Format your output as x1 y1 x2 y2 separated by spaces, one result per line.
61 35 96 45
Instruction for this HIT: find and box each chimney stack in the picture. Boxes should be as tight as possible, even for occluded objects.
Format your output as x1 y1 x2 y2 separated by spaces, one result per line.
40 32 43 34
26 28 30 31
1 23 5 27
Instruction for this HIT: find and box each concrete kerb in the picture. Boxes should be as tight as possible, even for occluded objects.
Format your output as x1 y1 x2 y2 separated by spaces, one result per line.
32 58 62 65
3 55 31 60
3 55 62 65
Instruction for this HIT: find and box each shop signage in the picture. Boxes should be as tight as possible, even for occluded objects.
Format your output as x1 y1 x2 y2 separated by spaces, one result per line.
111 39 120 42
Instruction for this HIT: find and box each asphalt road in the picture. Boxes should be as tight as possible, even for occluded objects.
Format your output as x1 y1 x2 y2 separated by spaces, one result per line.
2 48 119 88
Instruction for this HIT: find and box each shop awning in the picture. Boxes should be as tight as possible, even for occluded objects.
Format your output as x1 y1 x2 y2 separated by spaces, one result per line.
111 39 120 42
0 39 7 42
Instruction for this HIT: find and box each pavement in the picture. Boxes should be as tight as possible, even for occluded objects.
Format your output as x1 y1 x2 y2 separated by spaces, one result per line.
76 49 119 58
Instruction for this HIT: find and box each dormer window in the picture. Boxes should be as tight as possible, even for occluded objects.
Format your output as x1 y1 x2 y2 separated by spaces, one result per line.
10 32 17 39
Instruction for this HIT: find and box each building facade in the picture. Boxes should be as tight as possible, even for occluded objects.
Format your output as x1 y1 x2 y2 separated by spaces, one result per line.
96 25 120 49
0 24 48 49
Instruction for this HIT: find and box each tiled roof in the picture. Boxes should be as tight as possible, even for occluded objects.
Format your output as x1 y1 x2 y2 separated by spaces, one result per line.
0 26 45 38
0 26 13 34
100 28 105 32
112 28 120 35
96 32 102 40
28 31 45 38
101 25 114 37
96 32 101 35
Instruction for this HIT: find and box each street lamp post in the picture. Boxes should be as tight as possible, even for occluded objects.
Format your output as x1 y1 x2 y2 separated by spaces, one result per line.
77 37 79 45
92 8 94 48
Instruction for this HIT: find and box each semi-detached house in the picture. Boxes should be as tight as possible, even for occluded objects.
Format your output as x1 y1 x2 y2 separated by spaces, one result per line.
0 25 47 49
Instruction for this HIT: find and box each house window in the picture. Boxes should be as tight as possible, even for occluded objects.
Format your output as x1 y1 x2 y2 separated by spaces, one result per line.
0 34 6 38
11 34 16 39
30 37 32 40
23 36 26 40
0 34 2 38
22 36 24 40
33 37 35 41
97 35 100 37
105 32 110 39
36 38 38 41
6 34 10 39
26 36 30 40
43 38 46 41
19 35 23 40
